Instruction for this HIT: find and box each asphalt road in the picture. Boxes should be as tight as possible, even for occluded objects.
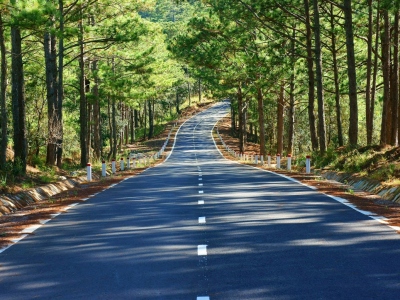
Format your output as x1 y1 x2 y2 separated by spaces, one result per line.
1 101 400 300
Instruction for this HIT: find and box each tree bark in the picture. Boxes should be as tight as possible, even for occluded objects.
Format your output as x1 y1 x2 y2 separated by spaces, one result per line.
343 0 359 146
312 0 327 154
237 84 246 154
79 17 88 166
148 99 154 139
0 13 7 170
304 0 318 151
277 84 284 155
92 60 101 159
380 9 391 146
393 11 399 145
44 28 58 166
56 0 64 167
11 24 27 174
329 3 344 147
287 27 296 155
257 87 266 157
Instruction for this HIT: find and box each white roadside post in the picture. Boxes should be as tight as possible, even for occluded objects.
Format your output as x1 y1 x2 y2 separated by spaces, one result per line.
127 157 131 169
87 163 92 182
276 154 281 169
102 160 107 177
267 154 271 168
306 155 311 174
287 154 292 171
120 158 125 171
260 155 264 165
112 159 116 174
255 155 259 164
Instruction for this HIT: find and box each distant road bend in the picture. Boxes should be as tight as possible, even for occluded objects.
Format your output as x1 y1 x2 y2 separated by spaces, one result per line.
1 101 400 300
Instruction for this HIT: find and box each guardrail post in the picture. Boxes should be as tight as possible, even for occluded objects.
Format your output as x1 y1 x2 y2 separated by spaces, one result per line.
260 155 264 165
255 155 259 164
276 154 281 169
87 163 92 182
306 155 311 174
287 154 292 171
267 154 271 167
102 160 106 177
127 157 131 169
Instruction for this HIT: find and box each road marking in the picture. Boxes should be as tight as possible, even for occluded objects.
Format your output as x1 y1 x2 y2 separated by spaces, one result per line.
21 225 42 234
199 191 204 194
198 217 206 224
198 245 207 255
197 297 210 300
199 178 202 181
199 183 203 186
198 200 204 205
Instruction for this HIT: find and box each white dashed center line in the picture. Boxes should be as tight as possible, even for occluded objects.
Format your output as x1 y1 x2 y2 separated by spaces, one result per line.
199 183 203 186
198 200 204 205
198 245 207 255
197 297 210 300
199 191 204 194
198 217 206 224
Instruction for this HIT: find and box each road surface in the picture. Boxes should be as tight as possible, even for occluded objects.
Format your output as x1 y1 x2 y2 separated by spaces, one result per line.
1 101 400 299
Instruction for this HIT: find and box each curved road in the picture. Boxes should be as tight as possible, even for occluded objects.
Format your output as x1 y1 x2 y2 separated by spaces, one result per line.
1 101 400 299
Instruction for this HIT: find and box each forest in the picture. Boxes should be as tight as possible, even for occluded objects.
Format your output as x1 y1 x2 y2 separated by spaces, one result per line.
0 0 399 179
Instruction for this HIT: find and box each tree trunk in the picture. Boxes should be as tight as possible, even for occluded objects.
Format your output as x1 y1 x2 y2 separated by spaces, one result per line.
237 84 245 154
112 95 117 159
144 100 147 140
92 60 101 159
393 11 399 145
366 0 374 145
287 27 296 155
11 23 27 174
304 0 318 151
187 81 191 106
176 88 180 114
79 17 88 167
0 13 7 171
198 79 202 103
343 0 359 146
312 0 327 154
330 3 344 147
257 87 266 157
130 109 135 143
44 28 58 166
277 84 284 155
56 0 64 167
148 100 154 139
380 9 391 146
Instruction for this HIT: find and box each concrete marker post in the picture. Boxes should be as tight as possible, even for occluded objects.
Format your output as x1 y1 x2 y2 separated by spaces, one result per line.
120 158 125 171
112 159 116 174
261 155 264 165
102 160 107 177
87 163 92 182
127 157 131 169
276 154 281 169
287 154 292 171
306 155 311 174
255 155 259 164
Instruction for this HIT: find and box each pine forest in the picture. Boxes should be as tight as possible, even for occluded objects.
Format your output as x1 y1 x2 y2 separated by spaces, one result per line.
0 0 399 180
